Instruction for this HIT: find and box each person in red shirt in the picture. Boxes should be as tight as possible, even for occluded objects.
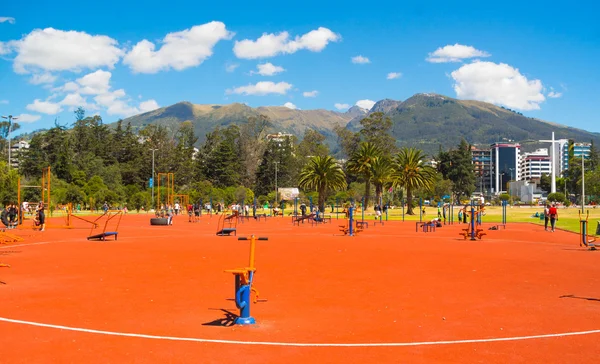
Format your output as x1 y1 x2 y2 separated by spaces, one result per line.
548 204 558 232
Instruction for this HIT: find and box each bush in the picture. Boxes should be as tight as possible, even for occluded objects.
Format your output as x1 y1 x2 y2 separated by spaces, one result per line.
547 192 566 204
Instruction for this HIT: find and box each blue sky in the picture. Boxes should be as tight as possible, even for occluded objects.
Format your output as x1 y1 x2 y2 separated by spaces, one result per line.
1 0 599 135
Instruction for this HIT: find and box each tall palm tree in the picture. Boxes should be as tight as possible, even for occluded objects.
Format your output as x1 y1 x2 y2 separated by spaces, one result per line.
391 147 436 215
371 156 393 205
346 142 381 209
298 155 347 212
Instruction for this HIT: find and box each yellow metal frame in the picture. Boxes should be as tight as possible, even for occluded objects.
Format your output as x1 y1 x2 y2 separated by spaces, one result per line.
157 172 174 209
17 166 51 228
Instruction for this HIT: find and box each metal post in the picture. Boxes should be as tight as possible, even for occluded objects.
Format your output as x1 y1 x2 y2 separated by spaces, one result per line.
582 155 585 214
2 115 18 168
402 198 405 222
151 149 156 209
470 202 476 241
361 197 365 222
419 198 423 223
274 161 279 213
348 206 354 236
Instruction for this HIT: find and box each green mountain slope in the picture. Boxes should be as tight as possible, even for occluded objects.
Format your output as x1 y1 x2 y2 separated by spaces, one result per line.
350 94 600 154
120 94 600 154
121 102 354 145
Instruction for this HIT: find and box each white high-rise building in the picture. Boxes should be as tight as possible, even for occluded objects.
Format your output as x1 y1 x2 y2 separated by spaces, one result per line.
520 148 552 181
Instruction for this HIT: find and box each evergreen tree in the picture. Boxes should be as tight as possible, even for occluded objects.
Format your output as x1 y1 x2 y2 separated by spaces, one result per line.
447 139 476 202
358 112 397 156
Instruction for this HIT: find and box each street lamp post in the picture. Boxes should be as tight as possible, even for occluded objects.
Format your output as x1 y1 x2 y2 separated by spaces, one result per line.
151 148 157 209
2 115 18 168
274 161 280 211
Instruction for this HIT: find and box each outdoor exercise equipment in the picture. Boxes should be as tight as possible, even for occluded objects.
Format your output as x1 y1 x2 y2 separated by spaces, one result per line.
46 203 100 230
1 208 18 229
459 204 486 240
416 220 439 232
150 217 170 225
339 206 362 236
292 212 315 226
216 211 238 236
0 230 24 244
87 211 123 241
224 235 268 325
579 211 597 250
156 172 174 209
17 166 51 227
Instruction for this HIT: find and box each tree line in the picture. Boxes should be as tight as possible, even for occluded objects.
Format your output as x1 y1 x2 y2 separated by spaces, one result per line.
1 107 598 214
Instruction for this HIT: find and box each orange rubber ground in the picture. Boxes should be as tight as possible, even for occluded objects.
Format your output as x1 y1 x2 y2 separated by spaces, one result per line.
1 213 599 363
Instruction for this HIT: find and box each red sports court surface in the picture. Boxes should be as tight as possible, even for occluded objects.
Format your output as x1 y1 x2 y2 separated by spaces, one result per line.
1 213 599 363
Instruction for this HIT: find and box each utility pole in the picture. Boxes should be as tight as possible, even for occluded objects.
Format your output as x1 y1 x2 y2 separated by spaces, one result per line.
581 155 585 214
151 148 157 209
1 115 18 168
274 161 280 210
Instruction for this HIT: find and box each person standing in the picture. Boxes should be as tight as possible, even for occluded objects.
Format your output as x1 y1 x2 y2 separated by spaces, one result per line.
37 201 46 232
548 203 558 232
544 204 550 231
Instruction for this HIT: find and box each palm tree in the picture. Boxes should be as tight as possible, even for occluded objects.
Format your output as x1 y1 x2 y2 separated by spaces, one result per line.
391 147 436 215
346 142 381 210
371 156 393 205
298 155 347 212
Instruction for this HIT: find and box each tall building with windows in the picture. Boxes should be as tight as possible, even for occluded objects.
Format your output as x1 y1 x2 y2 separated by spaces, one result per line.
10 140 30 168
491 143 521 194
562 142 591 171
520 148 551 181
471 147 492 195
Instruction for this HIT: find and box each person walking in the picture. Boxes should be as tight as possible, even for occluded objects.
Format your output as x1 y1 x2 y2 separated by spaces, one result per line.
544 204 550 231
548 203 558 232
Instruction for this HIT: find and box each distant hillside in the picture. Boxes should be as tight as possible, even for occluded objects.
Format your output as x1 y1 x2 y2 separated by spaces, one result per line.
121 102 355 146
119 94 600 155
348 93 600 154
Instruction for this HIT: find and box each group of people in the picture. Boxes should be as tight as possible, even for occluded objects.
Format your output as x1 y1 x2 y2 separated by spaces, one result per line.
1 201 45 231
543 203 559 232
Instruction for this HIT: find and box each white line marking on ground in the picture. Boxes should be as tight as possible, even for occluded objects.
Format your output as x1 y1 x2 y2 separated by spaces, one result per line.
0 241 56 249
1 317 599 347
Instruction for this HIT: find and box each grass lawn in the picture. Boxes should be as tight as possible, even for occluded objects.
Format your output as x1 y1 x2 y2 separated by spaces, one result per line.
351 205 600 236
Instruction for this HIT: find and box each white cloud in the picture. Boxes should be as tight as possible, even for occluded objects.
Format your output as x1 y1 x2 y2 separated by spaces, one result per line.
123 21 234 73
225 63 239 72
252 62 285 76
139 99 160 113
29 72 57 85
10 28 123 74
46 70 156 117
283 102 298 110
15 114 40 123
387 72 402 80
0 17 15 24
233 27 340 59
451 61 545 110
0 100 8 104
334 103 350 110
0 41 10 55
303 90 318 97
76 70 111 95
227 81 292 96
26 99 63 114
427 43 490 63
547 87 563 98
351 55 370 64
59 93 93 109
356 99 376 110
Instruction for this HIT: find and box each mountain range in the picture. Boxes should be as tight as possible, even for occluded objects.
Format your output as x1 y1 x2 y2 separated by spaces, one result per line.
121 93 600 155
